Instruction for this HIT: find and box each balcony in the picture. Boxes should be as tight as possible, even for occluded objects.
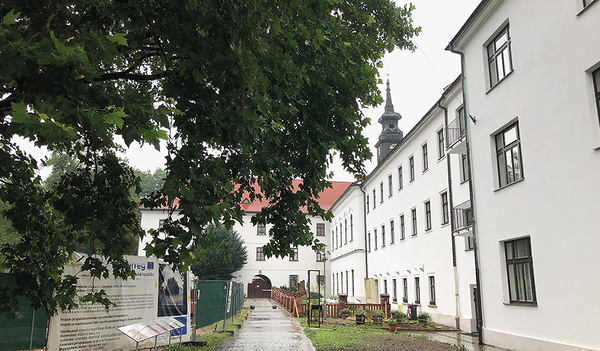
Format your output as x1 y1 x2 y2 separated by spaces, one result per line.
446 116 467 154
452 199 472 236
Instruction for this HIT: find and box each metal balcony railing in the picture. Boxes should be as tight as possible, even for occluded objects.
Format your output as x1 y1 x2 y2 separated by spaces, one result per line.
452 200 472 232
446 116 466 149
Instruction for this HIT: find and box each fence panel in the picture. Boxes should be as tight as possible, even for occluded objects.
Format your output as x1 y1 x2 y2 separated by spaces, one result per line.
195 280 228 328
0 274 47 351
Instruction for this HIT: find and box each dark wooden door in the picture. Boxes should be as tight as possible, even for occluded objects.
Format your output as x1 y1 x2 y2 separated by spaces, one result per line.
247 279 272 298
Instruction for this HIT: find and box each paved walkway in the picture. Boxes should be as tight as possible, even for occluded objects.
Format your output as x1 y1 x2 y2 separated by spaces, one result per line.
411 331 513 351
213 298 315 351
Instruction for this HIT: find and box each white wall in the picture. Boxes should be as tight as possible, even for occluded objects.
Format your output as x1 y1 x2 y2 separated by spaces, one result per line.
330 184 367 302
454 1 600 349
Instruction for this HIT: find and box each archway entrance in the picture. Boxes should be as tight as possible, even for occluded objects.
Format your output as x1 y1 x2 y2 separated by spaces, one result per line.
247 274 272 298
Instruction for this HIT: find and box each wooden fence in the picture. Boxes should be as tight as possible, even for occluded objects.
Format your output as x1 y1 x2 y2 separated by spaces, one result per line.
272 287 384 318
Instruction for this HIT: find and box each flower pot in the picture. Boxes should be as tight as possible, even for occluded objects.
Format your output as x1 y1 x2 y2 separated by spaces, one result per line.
388 324 397 332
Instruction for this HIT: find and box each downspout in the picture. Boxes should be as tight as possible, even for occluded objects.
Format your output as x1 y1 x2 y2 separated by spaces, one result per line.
449 46 484 345
439 100 461 330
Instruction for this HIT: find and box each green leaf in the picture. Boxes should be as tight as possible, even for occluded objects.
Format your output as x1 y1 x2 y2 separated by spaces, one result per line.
2 10 20 25
107 33 128 46
103 107 127 129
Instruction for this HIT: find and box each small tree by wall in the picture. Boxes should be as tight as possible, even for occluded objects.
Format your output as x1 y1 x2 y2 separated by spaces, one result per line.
191 224 248 280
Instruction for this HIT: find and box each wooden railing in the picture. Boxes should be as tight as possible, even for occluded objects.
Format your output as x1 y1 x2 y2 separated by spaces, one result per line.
272 287 384 318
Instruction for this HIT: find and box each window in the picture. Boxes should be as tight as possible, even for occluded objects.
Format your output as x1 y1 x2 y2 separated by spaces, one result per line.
289 247 298 261
429 276 436 305
495 122 524 187
335 226 338 248
593 67 600 127
437 129 445 160
351 270 355 296
424 201 432 231
441 192 449 225
402 278 408 302
367 232 371 252
256 247 265 261
488 25 513 87
346 270 349 294
460 153 470 183
398 166 403 190
340 271 344 293
381 225 386 248
390 220 395 244
400 215 405 240
158 219 166 228
344 219 348 244
505 237 536 303
350 214 354 241
384 280 388 295
373 228 378 250
336 273 340 294
257 223 266 235
409 156 415 181
379 182 384 203
366 195 370 213
392 279 397 302
411 208 417 236
289 275 298 289
332 274 335 294
422 143 429 171
316 250 326 262
316 223 325 236
414 277 421 304
388 174 393 197
466 236 474 251
318 275 325 286
331 230 335 250
373 189 376 209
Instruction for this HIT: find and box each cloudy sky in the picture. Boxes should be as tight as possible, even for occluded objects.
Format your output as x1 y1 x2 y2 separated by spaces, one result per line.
22 0 482 180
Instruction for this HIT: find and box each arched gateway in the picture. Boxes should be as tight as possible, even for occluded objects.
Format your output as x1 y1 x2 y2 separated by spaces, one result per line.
247 274 272 298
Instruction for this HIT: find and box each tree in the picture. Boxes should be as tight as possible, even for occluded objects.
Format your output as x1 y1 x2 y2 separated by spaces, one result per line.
191 224 248 280
0 0 419 316
138 168 167 198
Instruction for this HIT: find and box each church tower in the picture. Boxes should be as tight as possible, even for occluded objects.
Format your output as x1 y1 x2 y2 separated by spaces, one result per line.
375 79 404 163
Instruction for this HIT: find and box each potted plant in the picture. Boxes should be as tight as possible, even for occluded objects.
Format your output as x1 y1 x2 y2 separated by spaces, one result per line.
402 297 408 303
418 312 430 325
372 309 385 324
385 318 398 332
429 299 436 306
355 309 366 325
340 307 352 319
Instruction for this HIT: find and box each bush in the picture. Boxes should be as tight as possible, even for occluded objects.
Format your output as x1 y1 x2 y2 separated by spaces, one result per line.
309 291 322 299
373 309 385 318
355 309 366 317
418 312 430 321
280 285 297 293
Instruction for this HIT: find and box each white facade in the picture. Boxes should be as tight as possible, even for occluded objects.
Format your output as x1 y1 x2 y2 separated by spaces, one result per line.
329 184 367 302
138 180 351 298
448 1 600 349
331 80 478 332
231 212 331 295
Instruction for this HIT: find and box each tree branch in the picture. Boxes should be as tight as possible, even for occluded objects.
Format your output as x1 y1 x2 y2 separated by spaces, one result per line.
94 71 167 82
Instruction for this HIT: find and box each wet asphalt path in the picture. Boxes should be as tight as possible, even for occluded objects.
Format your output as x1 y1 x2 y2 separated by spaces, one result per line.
213 298 315 351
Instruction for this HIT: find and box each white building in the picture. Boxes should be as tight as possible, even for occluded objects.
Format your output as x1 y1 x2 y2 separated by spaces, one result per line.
331 79 478 332
139 180 352 298
447 0 600 349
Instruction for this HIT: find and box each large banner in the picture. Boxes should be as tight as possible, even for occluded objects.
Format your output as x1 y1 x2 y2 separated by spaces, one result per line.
47 255 190 351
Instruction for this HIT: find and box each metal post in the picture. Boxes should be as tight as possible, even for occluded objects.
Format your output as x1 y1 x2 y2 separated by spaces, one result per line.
28 308 35 351
222 281 230 332
154 335 158 350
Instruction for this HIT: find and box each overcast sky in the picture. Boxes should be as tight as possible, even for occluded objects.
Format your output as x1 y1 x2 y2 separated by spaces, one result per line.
22 0 481 180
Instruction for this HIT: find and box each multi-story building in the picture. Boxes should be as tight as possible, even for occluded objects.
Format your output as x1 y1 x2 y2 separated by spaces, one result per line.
331 79 478 332
447 0 600 349
139 180 352 297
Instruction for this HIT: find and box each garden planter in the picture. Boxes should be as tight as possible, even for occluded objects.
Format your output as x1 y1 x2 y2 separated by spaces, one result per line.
388 324 397 332
355 315 366 325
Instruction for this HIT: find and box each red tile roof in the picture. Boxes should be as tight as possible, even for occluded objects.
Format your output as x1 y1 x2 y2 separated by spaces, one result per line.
142 179 352 214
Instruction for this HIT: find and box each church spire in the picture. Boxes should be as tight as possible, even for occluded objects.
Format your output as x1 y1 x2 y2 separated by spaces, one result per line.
375 79 404 164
